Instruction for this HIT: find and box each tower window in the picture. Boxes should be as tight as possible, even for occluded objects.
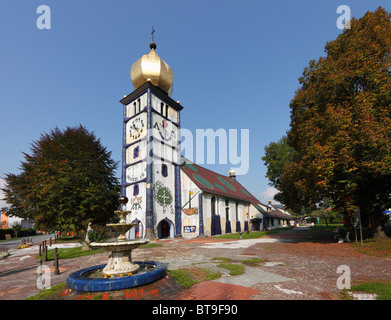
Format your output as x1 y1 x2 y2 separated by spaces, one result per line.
162 164 168 177
161 102 164 115
133 184 139 196
165 105 169 117
133 102 137 115
133 146 139 159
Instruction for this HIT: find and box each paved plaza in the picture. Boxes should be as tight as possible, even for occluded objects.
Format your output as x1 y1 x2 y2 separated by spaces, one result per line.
0 226 390 300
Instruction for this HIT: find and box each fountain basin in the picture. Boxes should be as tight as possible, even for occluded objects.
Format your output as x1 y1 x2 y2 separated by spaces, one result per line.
66 261 167 292
90 239 150 277
90 238 150 252
106 222 138 240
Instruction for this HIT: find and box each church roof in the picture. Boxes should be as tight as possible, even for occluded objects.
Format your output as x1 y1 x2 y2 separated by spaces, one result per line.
180 160 294 220
181 160 259 203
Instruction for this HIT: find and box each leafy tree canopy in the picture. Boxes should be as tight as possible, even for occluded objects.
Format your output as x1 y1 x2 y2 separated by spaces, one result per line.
262 135 298 205
1 125 120 233
278 7 391 236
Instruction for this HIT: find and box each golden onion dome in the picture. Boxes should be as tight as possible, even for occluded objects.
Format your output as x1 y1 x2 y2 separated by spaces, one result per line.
130 42 173 96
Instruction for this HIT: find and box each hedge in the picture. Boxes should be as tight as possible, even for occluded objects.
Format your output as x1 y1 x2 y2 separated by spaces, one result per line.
0 228 37 240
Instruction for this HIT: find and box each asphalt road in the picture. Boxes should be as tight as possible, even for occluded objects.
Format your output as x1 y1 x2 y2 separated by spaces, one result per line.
0 233 56 250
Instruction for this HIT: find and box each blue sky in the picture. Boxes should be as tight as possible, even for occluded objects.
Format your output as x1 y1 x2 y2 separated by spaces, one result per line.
1 0 390 209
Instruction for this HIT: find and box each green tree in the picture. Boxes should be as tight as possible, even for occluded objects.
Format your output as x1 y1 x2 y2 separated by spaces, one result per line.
262 135 298 204
1 125 120 235
282 7 391 238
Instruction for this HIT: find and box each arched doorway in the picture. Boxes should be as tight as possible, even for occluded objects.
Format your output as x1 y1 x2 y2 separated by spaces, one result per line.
157 219 174 239
210 197 221 235
128 219 143 239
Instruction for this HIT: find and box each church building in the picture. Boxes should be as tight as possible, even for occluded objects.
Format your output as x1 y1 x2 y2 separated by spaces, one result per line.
120 40 293 239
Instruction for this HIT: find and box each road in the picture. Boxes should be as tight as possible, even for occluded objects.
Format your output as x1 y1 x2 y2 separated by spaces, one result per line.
1 233 56 251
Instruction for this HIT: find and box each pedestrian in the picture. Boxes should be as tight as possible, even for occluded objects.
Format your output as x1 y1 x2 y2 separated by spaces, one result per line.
333 226 345 243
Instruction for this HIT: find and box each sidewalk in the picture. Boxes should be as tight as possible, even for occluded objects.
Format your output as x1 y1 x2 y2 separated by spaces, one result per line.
0 227 390 300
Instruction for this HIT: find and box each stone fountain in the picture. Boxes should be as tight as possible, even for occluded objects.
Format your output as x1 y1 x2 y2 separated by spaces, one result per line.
66 197 167 292
89 196 149 277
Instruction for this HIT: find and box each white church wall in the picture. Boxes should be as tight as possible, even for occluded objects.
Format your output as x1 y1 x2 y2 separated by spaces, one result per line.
180 171 201 238
125 182 146 239
126 140 147 164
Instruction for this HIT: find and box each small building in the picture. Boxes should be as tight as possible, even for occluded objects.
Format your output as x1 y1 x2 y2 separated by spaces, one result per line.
261 202 295 229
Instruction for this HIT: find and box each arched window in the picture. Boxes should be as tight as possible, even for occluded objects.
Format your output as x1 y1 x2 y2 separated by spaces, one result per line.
236 202 239 220
133 184 139 196
162 164 168 177
225 207 229 220
211 197 216 216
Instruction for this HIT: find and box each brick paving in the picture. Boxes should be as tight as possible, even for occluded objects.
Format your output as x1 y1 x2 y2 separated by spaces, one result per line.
0 226 390 300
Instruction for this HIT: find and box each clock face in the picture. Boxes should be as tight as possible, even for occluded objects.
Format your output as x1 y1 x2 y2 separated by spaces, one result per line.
126 162 147 183
154 120 173 142
127 114 146 144
152 114 178 146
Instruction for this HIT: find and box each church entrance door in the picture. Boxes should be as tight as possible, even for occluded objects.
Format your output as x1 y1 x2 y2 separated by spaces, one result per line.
159 219 170 238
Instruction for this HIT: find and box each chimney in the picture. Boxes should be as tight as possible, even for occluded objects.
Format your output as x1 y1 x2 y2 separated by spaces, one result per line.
267 200 272 212
229 169 236 181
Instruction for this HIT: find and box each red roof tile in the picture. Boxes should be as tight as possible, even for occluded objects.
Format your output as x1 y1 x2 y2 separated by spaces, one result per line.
181 160 294 220
181 160 259 203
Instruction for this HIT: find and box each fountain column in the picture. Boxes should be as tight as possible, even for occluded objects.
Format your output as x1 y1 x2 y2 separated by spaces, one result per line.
90 196 150 278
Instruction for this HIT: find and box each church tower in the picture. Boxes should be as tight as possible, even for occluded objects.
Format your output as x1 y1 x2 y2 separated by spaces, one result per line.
120 40 183 240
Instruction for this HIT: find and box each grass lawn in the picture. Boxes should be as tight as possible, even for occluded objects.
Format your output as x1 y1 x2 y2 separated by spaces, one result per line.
351 238 391 258
311 223 343 230
342 280 391 300
169 268 222 288
216 263 245 276
36 246 105 261
36 240 163 261
213 228 288 240
54 236 80 242
25 282 68 300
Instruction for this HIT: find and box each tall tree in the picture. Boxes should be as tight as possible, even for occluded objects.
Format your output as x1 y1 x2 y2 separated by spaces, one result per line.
282 7 391 237
1 125 120 234
262 135 298 204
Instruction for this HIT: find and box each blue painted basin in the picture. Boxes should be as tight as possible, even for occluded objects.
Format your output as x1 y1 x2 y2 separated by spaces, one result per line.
66 261 167 292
